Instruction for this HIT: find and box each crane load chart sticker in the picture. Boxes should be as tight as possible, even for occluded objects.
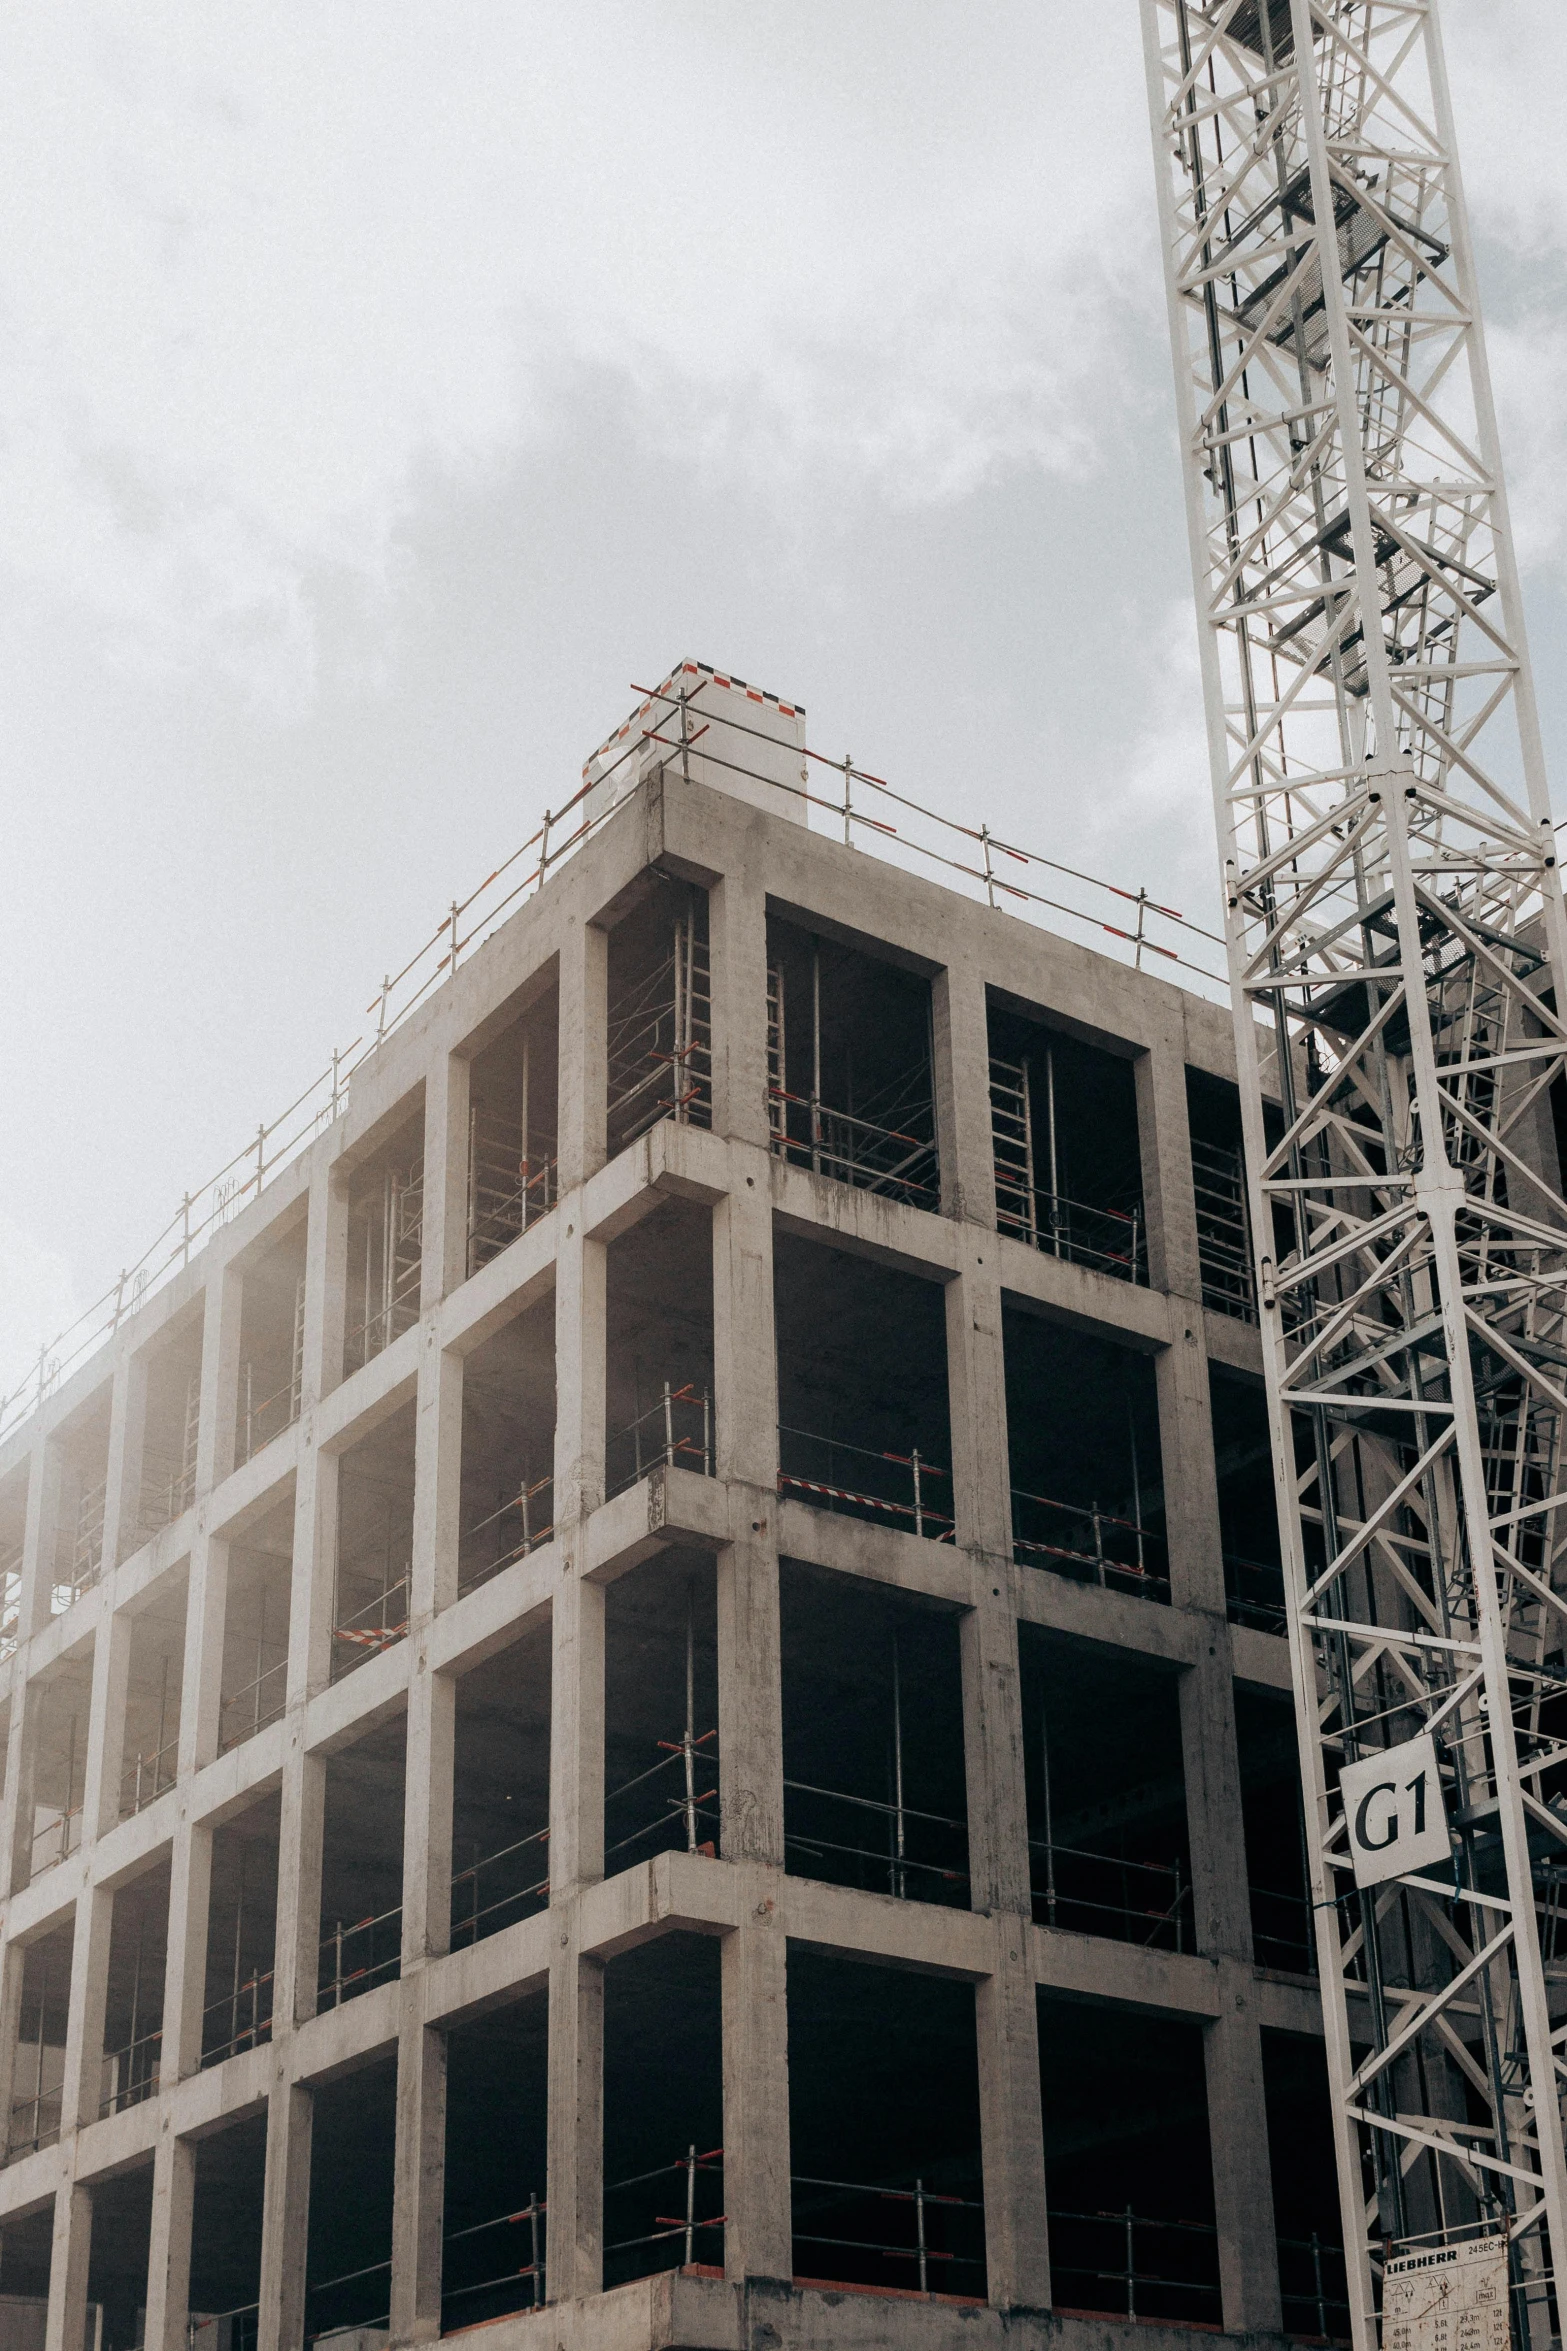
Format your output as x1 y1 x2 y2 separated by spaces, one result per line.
1382 2235 1510 2351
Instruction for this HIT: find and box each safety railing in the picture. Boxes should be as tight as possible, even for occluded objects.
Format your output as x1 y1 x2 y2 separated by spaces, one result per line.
792 2170 986 2298
304 2254 391 2344
457 1470 555 1598
607 919 712 1154
998 1183 1148 1286
218 1656 288 1753
99 2025 162 2117
605 2146 726 2285
442 2194 548 2326
344 1165 424 1376
1280 2231 1351 2341
1031 1841 1191 1952
606 1729 720 1870
785 1781 969 1907
6 2082 63 2162
1011 1487 1169 1602
1251 1883 1315 1976
3 675 1226 1454
778 1425 955 1542
201 1967 274 2066
605 1382 713 1502
769 1074 940 1214
30 1804 83 1880
188 2301 259 2351
120 1731 180 1821
0 1549 20 1663
139 1422 199 1546
1224 1549 1286 1635
235 1362 300 1468
317 1904 402 2009
1048 2205 1222 2327
1192 1139 1255 1323
450 1824 550 1949
468 1105 558 1275
330 1569 409 1681
53 1478 105 1614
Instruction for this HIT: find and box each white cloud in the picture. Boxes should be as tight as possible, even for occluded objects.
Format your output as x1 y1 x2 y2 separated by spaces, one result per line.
0 1214 79 1403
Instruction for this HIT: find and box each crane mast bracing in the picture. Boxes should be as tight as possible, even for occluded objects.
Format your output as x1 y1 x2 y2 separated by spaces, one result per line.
1141 2 1567 2345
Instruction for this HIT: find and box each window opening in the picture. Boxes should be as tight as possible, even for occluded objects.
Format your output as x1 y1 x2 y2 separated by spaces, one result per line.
1004 1305 1169 1604
605 1554 719 1871
606 882 711 1155
767 919 937 1211
467 988 560 1275
990 1011 1147 1285
344 1111 425 1374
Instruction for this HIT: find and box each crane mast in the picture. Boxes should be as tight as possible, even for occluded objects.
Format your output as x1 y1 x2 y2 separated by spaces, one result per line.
1141 4 1567 2345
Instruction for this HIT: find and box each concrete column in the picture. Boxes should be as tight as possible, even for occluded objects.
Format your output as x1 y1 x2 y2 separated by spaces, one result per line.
198 1262 243 1495
82 1603 131 1844
552 1227 606 1533
1 1674 42 1897
711 1170 776 1492
945 1250 1050 2310
390 2010 447 2344
142 2133 197 2351
274 1747 326 2030
421 1051 472 1310
17 1434 57 1642
932 956 996 1228
556 922 608 1195
1207 1999 1283 2334
546 1932 603 2304
61 1883 113 2134
100 1353 148 1576
721 1886 791 2284
258 2081 313 2351
182 1530 229 1777
707 861 772 1149
1136 1027 1202 1308
43 2183 92 2351
300 1161 349 1411
160 1819 214 2084
412 1336 463 1627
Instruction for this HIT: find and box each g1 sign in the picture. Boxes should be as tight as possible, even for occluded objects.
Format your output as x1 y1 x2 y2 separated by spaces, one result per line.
1339 1733 1449 1890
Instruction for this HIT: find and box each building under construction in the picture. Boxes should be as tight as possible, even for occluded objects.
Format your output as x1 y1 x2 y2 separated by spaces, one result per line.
0 665 1344 2351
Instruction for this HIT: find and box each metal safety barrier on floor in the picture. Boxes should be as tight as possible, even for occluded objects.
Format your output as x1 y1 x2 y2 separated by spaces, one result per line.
778 1425 954 1542
318 1905 402 2009
1010 1486 1169 1600
791 2171 986 2296
1031 1840 1191 1953
605 1381 713 1502
450 1824 550 1948
202 1967 274 2066
1049 2206 1222 2328
458 1471 554 1598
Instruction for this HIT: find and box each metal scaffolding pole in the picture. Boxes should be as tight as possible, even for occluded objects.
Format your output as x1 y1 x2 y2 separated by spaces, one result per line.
1143 3 1567 2343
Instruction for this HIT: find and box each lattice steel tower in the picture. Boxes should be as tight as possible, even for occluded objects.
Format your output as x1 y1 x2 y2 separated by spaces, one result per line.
1143 4 1567 2344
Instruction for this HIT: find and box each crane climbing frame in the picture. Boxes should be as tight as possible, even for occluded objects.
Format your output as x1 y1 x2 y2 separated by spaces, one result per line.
1142 3 1567 2346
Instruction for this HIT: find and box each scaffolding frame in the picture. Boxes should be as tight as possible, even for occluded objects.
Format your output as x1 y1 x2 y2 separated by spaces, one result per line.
1144 2 1567 2337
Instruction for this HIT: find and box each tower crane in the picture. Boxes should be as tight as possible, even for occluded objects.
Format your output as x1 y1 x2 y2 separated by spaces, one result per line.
1142 6 1567 2346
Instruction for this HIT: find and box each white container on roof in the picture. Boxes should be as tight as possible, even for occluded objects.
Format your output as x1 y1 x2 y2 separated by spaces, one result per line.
582 660 808 831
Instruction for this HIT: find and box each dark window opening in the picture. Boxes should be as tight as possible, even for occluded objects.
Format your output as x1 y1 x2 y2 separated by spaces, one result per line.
220 1493 293 1751
603 1935 724 2291
7 1925 72 2159
766 915 937 1212
118 1575 186 1819
1263 2031 1350 2342
605 1551 718 1873
189 2112 268 2351
0 2204 54 2307
442 1993 549 2329
781 1561 968 1908
605 1201 714 1501
100 1862 170 2117
788 1952 985 2300
1188 1070 1255 1323
1237 1689 1312 1974
1003 1303 1167 1601
1039 1996 1220 2327
1021 1630 1191 1951
137 1314 204 1550
333 1402 415 1679
451 1624 551 1948
607 878 711 1156
235 1211 307 1466
344 1104 425 1376
458 1296 555 1598
201 1794 281 2067
990 1006 1146 1284
465 979 560 1277
1213 1366 1285 1633
28 1656 93 1882
51 1393 111 1612
86 2160 154 2351
318 1716 406 2009
775 1232 952 1542
304 2060 397 2342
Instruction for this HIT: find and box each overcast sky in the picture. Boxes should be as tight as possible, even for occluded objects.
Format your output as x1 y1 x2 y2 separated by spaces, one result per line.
4 2 1565 1389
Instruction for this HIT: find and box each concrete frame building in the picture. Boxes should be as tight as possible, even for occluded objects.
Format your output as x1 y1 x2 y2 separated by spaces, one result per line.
0 670 1332 2351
